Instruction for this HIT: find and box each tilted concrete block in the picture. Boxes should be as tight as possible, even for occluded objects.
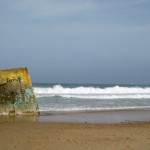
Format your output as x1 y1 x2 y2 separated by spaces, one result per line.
0 67 39 115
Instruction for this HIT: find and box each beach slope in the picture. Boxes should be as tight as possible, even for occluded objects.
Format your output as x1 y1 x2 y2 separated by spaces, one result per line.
0 122 150 150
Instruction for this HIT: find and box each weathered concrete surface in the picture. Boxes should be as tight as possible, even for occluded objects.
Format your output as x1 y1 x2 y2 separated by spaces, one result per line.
0 67 39 115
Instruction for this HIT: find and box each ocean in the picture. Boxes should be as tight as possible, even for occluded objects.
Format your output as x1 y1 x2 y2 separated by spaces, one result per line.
33 83 150 114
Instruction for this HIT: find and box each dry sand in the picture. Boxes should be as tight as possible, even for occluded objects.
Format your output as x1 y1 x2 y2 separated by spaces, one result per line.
0 122 150 150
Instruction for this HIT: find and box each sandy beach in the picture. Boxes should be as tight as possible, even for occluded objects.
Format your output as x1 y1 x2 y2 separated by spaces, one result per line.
0 121 150 150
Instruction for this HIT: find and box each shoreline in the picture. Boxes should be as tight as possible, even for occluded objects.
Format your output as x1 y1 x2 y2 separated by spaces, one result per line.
0 109 150 124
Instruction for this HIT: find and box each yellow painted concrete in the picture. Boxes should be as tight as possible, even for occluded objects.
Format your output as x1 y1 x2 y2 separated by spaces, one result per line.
0 67 32 86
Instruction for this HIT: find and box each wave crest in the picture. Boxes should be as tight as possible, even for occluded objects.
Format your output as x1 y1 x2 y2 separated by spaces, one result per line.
33 85 150 99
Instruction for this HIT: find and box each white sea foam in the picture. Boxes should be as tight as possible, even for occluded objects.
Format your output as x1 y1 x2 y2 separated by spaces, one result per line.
39 106 150 112
34 85 150 99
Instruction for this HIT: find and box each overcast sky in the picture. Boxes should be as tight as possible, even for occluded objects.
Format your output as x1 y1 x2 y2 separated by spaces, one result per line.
0 0 150 84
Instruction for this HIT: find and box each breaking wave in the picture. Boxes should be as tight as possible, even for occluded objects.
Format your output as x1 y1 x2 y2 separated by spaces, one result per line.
34 85 150 99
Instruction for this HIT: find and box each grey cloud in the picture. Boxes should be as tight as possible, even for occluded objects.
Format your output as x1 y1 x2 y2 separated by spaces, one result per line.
0 0 150 84
8 0 96 17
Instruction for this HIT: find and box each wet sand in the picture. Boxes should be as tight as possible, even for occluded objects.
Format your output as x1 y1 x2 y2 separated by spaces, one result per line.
39 109 150 123
1 109 150 123
0 121 150 150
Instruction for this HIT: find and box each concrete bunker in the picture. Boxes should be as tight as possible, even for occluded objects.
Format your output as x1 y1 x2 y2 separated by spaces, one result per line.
0 67 39 115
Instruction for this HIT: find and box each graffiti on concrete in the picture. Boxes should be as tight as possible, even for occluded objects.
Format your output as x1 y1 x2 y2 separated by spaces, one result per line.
6 77 23 83
0 67 39 115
